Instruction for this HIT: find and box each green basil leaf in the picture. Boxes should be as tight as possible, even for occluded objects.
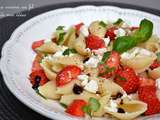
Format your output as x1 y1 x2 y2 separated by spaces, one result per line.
113 18 123 25
57 32 66 45
82 105 91 116
156 52 160 62
117 75 127 81
99 21 107 27
35 89 47 99
88 97 100 112
63 48 77 56
113 36 137 53
113 19 153 53
133 19 153 43
100 51 111 64
60 103 67 108
56 26 65 30
99 66 115 76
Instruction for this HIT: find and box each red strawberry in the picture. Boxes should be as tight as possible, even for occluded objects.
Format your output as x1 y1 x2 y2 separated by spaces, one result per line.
32 40 44 51
86 34 105 50
32 55 43 72
98 51 120 78
56 65 81 87
138 78 160 115
66 99 87 117
150 60 160 70
29 69 48 86
114 66 139 94
105 27 117 40
74 22 84 32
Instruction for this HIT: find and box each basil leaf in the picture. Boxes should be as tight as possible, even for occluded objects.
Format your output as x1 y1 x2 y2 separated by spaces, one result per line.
35 89 47 99
113 18 123 25
57 32 66 45
117 75 126 81
113 19 153 53
156 52 160 62
56 26 65 30
82 105 91 116
88 97 100 112
100 51 111 64
60 103 67 108
113 36 137 53
99 66 115 76
63 48 77 56
99 21 107 27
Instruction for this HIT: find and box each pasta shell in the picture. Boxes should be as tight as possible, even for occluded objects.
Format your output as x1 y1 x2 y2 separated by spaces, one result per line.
56 80 81 95
104 100 147 120
40 60 57 81
35 41 60 54
64 27 76 46
38 80 60 100
89 21 107 38
74 33 91 56
60 91 100 105
51 63 64 73
148 67 160 79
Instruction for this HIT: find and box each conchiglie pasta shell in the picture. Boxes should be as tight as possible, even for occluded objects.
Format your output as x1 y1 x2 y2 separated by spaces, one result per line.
60 91 100 105
38 80 60 100
51 63 65 73
40 60 56 81
48 54 84 66
121 55 157 73
35 42 60 54
56 80 81 95
104 100 147 120
89 21 107 38
148 67 160 79
74 33 90 56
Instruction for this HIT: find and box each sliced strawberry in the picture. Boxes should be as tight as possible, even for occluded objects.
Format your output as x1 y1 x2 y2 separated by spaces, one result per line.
138 85 160 115
29 70 48 86
98 51 120 78
105 27 117 40
86 34 105 50
32 40 44 50
56 65 81 87
139 77 155 87
114 66 139 94
66 99 87 117
150 60 160 70
74 22 84 32
32 54 43 72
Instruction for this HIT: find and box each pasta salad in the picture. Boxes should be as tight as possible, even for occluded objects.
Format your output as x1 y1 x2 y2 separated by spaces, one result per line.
29 18 160 120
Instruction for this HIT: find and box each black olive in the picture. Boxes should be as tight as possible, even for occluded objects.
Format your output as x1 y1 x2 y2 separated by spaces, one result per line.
73 84 83 94
120 99 124 105
112 92 123 100
117 108 125 113
34 75 41 83
32 83 39 90
83 57 89 63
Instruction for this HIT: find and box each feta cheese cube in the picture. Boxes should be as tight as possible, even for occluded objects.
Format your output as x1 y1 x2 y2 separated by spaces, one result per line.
114 28 126 37
93 48 107 56
156 78 160 90
105 100 118 112
84 55 100 68
84 80 98 93
103 37 110 47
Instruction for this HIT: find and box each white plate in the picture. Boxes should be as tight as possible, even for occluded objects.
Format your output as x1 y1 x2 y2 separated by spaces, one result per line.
0 5 160 120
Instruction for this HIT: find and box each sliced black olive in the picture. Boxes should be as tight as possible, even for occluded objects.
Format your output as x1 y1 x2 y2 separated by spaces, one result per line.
73 84 83 94
32 83 39 90
112 92 123 100
34 75 41 83
32 75 41 90
83 57 89 63
117 107 125 113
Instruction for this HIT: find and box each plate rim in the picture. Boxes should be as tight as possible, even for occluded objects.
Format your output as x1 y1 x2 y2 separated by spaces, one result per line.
1 4 160 120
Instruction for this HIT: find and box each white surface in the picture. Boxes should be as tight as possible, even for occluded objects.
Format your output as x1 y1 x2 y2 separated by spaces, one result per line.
1 5 160 120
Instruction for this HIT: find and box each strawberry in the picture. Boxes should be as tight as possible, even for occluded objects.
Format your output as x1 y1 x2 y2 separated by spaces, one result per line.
139 77 155 87
32 54 43 72
29 70 48 87
86 34 105 50
32 40 44 51
138 86 160 115
56 65 81 87
98 51 120 78
150 60 160 70
105 27 117 40
114 66 139 94
74 22 84 32
66 99 87 117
